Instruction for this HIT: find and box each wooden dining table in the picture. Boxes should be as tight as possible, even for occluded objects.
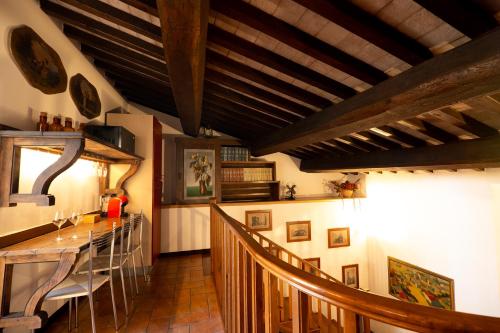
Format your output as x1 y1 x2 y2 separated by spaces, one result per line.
0 217 124 330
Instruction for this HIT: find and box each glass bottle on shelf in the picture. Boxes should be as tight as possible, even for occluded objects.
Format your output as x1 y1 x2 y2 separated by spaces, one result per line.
36 112 49 132
63 117 74 132
49 115 64 131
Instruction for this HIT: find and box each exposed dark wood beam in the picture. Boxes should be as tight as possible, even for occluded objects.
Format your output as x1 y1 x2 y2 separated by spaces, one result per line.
64 26 166 73
293 0 432 66
375 126 428 147
436 108 499 138
101 63 170 88
205 68 314 118
324 139 366 154
301 135 500 172
251 28 500 156
204 82 302 122
211 0 388 85
120 0 158 16
208 26 356 99
402 119 459 143
157 0 209 136
203 106 271 133
358 131 402 150
335 137 381 153
414 0 497 38
207 50 331 108
40 0 163 59
57 0 161 41
202 112 259 139
204 95 289 128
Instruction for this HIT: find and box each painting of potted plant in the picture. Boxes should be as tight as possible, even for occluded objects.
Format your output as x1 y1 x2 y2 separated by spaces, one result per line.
184 149 214 200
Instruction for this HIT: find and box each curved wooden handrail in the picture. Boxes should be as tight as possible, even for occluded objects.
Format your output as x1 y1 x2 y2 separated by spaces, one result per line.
211 202 500 333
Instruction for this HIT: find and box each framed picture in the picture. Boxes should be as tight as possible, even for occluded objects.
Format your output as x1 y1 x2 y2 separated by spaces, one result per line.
183 149 215 201
245 210 272 231
69 73 101 119
388 257 455 310
342 264 359 288
286 221 311 242
303 257 320 274
328 227 350 248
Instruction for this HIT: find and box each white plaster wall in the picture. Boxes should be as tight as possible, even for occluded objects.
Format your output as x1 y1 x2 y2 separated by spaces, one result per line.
364 170 500 332
0 1 127 331
0 0 125 131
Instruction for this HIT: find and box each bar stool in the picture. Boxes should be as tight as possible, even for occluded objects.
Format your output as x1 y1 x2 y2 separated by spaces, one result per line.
44 225 118 333
128 211 149 294
75 219 131 330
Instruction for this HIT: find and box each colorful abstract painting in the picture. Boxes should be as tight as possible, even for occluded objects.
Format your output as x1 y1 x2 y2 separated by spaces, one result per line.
388 257 454 310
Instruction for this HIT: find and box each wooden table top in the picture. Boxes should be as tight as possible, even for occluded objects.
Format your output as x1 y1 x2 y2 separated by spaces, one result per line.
0 218 124 257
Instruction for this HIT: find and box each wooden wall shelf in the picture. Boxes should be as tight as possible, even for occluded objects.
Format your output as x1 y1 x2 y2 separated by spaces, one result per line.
0 131 143 207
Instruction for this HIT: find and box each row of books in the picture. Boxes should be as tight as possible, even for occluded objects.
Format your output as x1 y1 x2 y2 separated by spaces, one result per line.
221 168 273 182
221 146 249 161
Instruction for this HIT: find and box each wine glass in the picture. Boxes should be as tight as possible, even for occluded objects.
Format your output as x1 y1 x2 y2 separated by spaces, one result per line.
69 211 82 239
53 211 64 241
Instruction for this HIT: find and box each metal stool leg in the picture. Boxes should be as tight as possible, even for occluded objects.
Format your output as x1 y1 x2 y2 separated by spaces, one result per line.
132 251 139 294
68 298 72 332
109 270 119 330
88 294 96 333
119 264 129 316
139 245 149 282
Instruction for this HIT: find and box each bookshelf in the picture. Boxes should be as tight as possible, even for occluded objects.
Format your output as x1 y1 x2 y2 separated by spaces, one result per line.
220 158 279 203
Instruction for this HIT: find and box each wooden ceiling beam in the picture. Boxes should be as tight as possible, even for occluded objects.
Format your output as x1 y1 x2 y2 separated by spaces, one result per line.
301 135 500 172
250 28 500 156
156 0 209 137
206 50 331 108
205 93 290 128
436 108 499 138
120 0 158 16
203 97 281 129
293 0 432 66
64 26 166 73
203 106 272 133
324 139 366 154
40 0 163 59
402 119 459 143
414 0 497 38
204 82 302 123
335 137 381 153
375 126 428 147
201 113 258 139
211 0 388 85
207 26 356 99
101 63 170 88
205 68 315 118
57 0 162 41
357 131 402 150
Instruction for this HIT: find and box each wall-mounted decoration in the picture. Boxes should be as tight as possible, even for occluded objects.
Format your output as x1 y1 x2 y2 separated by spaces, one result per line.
328 227 350 248
69 73 101 119
342 264 359 288
285 182 296 200
183 149 215 200
303 257 320 274
10 25 67 94
286 221 311 242
245 210 272 231
388 257 455 310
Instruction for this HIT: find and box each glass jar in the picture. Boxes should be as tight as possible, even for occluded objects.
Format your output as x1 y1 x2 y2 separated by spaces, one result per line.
49 115 64 131
63 117 74 132
37 112 49 132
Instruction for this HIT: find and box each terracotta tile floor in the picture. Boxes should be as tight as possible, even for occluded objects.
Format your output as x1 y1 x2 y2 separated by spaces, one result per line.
41 254 223 333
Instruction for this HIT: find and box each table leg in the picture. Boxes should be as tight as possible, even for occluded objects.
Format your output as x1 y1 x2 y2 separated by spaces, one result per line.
24 252 77 317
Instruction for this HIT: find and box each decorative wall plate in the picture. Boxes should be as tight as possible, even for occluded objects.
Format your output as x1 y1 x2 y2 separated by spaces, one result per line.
69 73 101 119
10 25 67 94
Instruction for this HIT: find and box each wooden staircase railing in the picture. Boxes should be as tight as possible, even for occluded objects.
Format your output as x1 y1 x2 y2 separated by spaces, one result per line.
209 199 500 333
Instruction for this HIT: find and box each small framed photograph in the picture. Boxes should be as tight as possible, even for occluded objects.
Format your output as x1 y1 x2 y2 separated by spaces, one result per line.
303 257 320 274
286 221 311 242
328 227 350 248
342 264 359 288
245 210 272 231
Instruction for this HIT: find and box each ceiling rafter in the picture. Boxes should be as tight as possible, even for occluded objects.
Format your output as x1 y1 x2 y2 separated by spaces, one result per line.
211 0 389 85
250 28 500 156
301 135 500 172
293 0 432 66
414 0 498 38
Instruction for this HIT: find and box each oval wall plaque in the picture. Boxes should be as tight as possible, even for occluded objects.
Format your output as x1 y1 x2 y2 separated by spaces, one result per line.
69 73 102 119
10 25 67 94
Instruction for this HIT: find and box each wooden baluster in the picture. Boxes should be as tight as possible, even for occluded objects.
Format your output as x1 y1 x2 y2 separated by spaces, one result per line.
363 315 371 333
242 250 249 333
287 254 293 320
343 309 357 333
255 262 265 333
238 244 245 333
231 233 237 333
337 307 341 333
248 256 257 333
327 304 332 321
223 224 229 331
291 288 309 333
263 270 280 333
278 250 285 322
